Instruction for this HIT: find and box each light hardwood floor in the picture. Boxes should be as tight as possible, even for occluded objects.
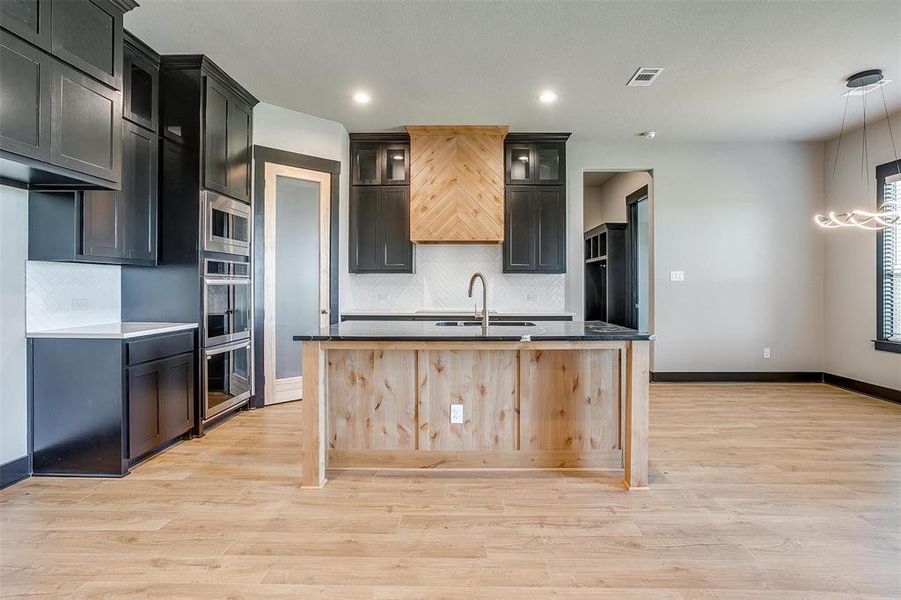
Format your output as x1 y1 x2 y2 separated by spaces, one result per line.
1 383 899 599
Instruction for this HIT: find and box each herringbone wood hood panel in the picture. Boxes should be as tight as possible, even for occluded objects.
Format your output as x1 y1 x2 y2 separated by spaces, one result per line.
407 125 508 243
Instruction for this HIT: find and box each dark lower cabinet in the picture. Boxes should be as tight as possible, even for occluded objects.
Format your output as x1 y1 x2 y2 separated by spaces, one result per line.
503 185 565 273
350 186 413 273
127 352 194 460
31 331 196 477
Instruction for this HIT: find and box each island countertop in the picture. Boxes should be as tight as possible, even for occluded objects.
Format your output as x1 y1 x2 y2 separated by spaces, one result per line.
293 320 653 342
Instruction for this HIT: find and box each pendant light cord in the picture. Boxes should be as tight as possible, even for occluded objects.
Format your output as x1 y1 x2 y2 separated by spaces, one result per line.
833 93 851 177
880 84 900 174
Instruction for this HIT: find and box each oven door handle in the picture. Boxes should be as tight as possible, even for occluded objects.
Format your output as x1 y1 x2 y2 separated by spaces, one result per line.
205 339 252 358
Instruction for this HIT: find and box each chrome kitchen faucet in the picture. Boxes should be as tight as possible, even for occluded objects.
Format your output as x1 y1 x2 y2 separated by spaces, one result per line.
467 272 489 331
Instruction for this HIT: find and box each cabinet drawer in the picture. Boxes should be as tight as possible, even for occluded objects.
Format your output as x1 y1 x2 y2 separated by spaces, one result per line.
126 331 194 365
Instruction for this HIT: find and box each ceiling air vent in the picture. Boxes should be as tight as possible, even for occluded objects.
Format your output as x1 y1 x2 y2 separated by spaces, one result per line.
627 67 664 87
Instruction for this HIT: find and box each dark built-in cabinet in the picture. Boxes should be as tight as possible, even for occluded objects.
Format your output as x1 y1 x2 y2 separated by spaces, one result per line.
0 0 136 188
349 134 414 273
30 330 196 477
123 31 159 131
584 222 630 327
27 33 160 266
503 133 569 273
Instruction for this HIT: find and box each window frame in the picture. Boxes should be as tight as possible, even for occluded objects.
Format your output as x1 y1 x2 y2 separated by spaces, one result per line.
876 159 901 354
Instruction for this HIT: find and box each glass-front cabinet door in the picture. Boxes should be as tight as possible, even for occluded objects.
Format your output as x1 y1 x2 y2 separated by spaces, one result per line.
535 144 564 184
382 145 409 184
506 144 533 183
352 143 381 184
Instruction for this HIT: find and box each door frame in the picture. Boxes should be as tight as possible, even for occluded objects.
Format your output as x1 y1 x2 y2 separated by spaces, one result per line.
252 146 340 408
626 185 649 331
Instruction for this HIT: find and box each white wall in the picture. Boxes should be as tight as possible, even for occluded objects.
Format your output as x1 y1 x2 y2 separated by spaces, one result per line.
568 141 825 373
0 186 28 464
822 112 901 390
584 171 653 231
253 102 352 310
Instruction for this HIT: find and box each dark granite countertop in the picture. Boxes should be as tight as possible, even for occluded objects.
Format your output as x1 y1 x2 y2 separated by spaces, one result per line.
293 320 653 342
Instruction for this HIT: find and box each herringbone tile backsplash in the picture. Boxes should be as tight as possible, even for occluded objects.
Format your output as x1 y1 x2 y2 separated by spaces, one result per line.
345 245 565 312
26 261 120 331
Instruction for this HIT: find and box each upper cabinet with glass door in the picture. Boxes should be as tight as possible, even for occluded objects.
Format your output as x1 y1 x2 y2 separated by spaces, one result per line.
504 134 570 185
351 136 410 185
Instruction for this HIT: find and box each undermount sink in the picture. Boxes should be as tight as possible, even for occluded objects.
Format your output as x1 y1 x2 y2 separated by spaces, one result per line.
434 321 536 327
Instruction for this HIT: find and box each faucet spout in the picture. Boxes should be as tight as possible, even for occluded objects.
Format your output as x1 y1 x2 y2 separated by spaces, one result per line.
467 272 489 331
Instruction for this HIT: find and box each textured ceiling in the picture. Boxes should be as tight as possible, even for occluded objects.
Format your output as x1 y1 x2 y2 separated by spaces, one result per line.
125 0 901 142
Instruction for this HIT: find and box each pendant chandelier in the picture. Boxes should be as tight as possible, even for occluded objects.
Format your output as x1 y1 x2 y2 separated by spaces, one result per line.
815 69 900 231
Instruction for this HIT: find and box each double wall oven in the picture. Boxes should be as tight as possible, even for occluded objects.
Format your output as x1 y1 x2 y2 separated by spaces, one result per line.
201 191 254 421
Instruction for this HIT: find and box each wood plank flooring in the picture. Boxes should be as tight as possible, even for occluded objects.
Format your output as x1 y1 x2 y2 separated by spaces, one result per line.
1 383 899 598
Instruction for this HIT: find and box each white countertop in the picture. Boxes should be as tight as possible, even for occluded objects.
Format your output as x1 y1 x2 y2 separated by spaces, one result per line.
26 322 198 340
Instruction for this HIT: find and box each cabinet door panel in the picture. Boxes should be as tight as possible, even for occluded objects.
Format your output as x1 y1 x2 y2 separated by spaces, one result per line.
82 189 123 258
226 99 251 201
504 186 535 271
0 0 51 50
202 77 229 194
122 122 158 262
536 186 565 272
50 0 122 89
127 360 163 459
50 61 122 182
161 353 194 440
349 186 380 271
123 47 158 131
0 32 51 160
380 187 413 271
352 143 380 185
535 144 564 184
505 144 533 184
382 144 409 184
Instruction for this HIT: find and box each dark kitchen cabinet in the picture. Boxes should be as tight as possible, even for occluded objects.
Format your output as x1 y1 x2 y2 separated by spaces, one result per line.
351 138 410 185
122 30 159 132
503 186 565 273
349 186 413 273
0 31 51 161
203 75 252 202
584 223 630 327
128 352 194 459
31 330 196 477
502 133 570 273
0 0 51 50
348 133 414 273
50 60 122 182
30 121 157 265
50 0 123 89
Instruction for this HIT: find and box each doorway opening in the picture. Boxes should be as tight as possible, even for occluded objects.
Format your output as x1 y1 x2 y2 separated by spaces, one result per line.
582 171 652 332
253 147 339 407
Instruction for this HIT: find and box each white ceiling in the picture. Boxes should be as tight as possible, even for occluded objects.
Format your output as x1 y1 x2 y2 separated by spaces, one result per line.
125 0 901 142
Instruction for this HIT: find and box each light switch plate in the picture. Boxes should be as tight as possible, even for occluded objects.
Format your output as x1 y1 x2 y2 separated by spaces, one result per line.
450 404 464 424
670 271 685 282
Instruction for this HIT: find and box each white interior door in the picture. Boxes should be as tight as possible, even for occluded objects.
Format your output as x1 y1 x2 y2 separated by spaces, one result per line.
263 163 331 405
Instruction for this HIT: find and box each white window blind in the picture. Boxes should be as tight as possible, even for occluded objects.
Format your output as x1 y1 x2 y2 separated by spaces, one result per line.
881 177 900 341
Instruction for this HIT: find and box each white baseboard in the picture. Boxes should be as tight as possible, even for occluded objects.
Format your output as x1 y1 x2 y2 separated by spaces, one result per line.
268 376 302 405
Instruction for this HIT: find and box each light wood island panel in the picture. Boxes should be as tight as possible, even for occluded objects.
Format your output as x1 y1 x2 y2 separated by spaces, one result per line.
303 340 650 489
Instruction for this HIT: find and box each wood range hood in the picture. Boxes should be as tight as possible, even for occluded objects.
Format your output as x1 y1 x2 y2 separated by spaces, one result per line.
407 125 508 243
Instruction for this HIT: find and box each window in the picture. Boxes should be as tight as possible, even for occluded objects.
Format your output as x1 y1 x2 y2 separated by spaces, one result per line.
876 160 901 353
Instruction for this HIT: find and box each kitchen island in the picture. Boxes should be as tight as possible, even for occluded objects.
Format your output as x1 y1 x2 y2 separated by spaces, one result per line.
293 321 653 490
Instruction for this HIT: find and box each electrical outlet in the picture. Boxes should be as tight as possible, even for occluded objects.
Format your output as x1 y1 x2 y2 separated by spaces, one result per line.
450 404 464 424
377 293 388 301
670 271 685 282
71 298 89 311
763 347 772 359
526 293 537 303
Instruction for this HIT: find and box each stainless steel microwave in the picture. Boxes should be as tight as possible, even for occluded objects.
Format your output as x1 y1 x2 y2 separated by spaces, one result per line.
202 191 250 256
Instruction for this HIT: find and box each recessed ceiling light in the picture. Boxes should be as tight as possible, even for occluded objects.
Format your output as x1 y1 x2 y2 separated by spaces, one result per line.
638 131 657 139
352 91 371 104
538 90 558 104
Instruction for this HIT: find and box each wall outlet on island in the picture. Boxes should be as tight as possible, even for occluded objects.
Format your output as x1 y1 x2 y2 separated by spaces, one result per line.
670 271 685 282
450 404 464 424
71 298 89 311
526 293 538 303
763 347 772 359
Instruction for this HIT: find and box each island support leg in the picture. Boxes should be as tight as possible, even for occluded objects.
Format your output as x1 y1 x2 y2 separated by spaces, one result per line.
301 341 327 488
624 341 650 490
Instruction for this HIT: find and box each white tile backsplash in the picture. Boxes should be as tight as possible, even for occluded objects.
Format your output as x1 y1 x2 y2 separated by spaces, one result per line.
345 245 565 312
26 261 120 331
